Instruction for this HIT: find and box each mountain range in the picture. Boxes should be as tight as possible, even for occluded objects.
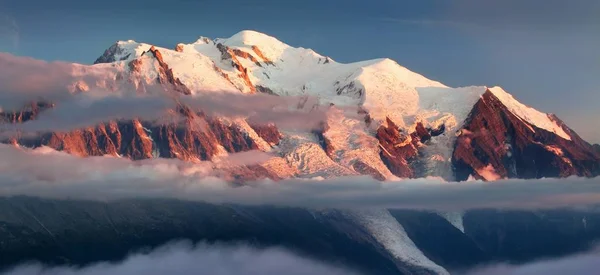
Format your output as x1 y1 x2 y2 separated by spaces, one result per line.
2 30 599 182
1 30 600 275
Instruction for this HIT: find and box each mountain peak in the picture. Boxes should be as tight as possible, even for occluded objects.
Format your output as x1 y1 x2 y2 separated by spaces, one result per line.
220 30 284 47
94 40 150 64
5 30 600 183
191 36 213 45
487 86 571 140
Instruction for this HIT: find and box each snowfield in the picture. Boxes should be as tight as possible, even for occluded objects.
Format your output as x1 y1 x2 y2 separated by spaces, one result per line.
92 30 574 183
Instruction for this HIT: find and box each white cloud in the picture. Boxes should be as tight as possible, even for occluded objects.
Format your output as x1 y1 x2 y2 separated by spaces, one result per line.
0 53 119 112
465 247 600 275
0 91 327 138
1 144 600 211
4 241 358 275
0 52 328 135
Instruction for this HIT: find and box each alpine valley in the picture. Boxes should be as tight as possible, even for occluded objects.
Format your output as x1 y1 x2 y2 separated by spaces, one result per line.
1 31 599 275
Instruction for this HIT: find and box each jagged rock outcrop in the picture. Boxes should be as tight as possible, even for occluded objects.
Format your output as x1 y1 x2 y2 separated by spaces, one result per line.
376 118 432 178
256 85 276 95
139 46 192 95
0 102 54 123
453 90 600 181
94 43 132 64
312 122 335 158
5 32 599 183
352 160 386 181
251 45 275 65
13 115 261 160
1 101 282 181
249 123 282 146
216 43 256 93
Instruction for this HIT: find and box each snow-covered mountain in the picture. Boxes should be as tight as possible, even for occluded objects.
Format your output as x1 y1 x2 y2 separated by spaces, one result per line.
1 31 600 275
2 30 599 181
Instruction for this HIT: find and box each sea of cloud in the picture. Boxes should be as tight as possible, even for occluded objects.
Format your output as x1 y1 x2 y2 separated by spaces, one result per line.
4 241 358 275
464 246 600 275
0 144 599 211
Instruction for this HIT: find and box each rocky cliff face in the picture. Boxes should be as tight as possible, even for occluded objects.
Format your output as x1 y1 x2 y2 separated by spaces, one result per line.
453 90 600 181
376 119 435 178
594 144 600 154
2 45 285 181
6 111 282 181
0 102 54 124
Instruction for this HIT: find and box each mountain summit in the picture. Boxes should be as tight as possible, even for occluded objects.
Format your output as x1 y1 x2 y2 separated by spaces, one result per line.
3 30 599 181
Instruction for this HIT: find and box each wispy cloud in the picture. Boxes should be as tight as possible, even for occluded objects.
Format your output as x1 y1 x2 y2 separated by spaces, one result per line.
4 241 359 275
0 91 328 137
464 246 600 275
1 144 600 211
0 53 330 135
0 52 119 112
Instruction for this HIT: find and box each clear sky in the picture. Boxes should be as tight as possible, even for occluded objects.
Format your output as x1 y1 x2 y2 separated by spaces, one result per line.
1 0 599 143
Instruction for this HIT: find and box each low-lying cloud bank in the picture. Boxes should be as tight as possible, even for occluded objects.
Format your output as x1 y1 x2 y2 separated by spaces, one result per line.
0 52 329 135
5 241 357 275
0 91 327 135
0 144 599 211
464 247 600 275
0 52 118 112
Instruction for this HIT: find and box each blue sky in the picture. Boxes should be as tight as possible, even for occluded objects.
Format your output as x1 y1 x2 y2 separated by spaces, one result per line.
1 0 599 142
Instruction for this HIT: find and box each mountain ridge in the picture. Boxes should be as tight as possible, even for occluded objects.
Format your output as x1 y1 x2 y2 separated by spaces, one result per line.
2 30 598 181
1 31 600 275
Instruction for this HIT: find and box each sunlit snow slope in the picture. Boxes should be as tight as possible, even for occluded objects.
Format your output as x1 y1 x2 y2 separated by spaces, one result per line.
16 29 596 182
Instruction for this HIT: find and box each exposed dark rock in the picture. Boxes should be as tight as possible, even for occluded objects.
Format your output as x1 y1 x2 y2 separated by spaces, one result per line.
377 118 415 178
249 123 282 145
357 107 372 126
335 81 363 97
251 45 275 65
222 165 283 184
352 160 386 181
453 90 600 181
255 85 276 95
376 118 432 178
94 43 131 64
429 124 446 137
215 43 257 93
9 115 257 161
312 122 335 158
208 117 258 153
414 122 432 143
143 46 192 95
4 112 284 181
212 64 239 90
0 102 54 123
230 48 262 67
